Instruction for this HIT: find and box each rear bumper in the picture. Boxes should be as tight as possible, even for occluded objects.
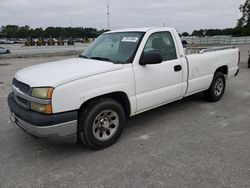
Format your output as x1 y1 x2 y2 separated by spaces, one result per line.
8 93 78 137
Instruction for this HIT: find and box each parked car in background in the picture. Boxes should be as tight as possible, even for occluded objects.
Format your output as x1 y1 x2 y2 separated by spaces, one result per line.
0 46 10 54
182 40 193 47
0 39 6 44
0 40 14 44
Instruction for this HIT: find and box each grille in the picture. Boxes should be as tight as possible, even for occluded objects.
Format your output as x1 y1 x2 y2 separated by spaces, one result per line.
12 78 30 109
16 95 27 104
12 78 30 94
14 95 29 109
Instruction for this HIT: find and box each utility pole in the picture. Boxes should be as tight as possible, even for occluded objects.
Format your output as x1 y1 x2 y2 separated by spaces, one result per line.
107 2 110 30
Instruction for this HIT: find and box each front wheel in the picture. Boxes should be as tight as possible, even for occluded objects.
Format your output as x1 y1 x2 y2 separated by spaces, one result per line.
78 98 126 150
204 72 226 102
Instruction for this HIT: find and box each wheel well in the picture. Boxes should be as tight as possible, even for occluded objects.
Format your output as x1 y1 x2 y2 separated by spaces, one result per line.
215 66 228 75
79 92 131 117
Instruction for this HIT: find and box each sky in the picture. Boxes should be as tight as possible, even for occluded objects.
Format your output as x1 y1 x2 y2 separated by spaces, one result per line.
0 0 246 33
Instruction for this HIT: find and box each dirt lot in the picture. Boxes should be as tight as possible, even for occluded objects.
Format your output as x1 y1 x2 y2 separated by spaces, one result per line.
0 43 88 59
0 45 250 187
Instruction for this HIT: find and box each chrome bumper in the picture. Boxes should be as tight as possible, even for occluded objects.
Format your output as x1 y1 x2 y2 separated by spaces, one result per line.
9 113 77 137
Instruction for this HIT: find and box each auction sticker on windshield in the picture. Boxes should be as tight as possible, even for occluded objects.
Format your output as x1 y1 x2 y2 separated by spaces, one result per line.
121 37 139 42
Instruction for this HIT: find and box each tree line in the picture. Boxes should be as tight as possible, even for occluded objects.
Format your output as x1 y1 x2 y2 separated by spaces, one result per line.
181 27 249 37
1 24 249 39
0 25 109 39
3 25 248 39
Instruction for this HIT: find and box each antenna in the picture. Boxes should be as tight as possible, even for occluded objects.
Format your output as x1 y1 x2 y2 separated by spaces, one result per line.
70 19 76 53
107 1 110 30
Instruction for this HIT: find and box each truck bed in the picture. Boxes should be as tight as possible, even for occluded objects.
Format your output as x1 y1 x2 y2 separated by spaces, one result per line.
184 46 239 96
185 46 236 55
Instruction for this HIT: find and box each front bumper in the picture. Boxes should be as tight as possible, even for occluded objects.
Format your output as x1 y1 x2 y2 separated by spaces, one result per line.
8 93 78 137
9 113 77 137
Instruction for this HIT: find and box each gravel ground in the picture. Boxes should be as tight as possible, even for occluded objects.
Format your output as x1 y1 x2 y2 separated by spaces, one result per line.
0 43 88 59
0 43 88 54
0 45 249 187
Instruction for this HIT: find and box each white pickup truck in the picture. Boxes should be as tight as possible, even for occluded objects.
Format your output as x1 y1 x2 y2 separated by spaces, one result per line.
8 27 239 149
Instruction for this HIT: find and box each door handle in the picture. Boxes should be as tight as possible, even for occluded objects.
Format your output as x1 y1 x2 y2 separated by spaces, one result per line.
174 65 182 72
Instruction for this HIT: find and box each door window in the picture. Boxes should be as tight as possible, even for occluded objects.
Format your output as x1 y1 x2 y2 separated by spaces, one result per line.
143 32 177 61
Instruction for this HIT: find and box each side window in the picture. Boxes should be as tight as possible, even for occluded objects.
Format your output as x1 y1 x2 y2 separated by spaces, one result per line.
143 32 177 61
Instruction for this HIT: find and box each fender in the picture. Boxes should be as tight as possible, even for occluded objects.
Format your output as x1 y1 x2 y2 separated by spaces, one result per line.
52 65 136 114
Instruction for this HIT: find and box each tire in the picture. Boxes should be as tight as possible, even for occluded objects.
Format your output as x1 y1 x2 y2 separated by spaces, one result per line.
203 72 226 102
77 98 126 150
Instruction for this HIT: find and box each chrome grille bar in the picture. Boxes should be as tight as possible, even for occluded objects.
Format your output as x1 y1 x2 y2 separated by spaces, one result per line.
12 85 51 105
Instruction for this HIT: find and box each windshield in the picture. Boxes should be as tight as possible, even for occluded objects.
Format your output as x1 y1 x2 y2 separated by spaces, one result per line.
81 32 145 64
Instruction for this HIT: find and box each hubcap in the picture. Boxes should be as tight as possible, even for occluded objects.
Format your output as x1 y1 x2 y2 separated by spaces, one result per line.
214 78 224 96
92 110 119 141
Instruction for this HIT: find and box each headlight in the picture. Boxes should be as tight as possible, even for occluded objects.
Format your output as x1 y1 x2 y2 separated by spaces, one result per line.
31 87 54 99
31 87 54 114
30 103 52 114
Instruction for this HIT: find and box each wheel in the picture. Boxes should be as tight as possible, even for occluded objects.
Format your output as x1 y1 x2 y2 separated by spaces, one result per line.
78 98 126 150
204 72 226 102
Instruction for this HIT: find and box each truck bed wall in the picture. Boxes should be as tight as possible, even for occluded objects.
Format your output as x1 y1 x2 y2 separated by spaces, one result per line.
185 48 239 96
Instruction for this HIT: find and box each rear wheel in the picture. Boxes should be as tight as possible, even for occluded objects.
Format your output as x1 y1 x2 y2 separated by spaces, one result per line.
204 72 226 102
78 98 125 150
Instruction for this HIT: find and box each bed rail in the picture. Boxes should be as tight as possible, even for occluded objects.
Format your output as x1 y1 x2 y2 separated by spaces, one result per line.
200 46 236 54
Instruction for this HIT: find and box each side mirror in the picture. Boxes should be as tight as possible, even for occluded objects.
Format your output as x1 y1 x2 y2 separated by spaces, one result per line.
139 52 162 65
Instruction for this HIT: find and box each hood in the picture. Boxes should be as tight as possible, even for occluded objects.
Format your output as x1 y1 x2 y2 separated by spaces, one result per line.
15 58 122 87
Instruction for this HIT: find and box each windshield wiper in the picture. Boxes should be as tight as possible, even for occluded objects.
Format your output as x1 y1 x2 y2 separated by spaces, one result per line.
79 54 88 58
89 56 117 63
89 56 112 61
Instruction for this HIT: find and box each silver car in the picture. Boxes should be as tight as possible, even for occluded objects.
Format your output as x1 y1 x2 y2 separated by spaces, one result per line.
0 46 10 54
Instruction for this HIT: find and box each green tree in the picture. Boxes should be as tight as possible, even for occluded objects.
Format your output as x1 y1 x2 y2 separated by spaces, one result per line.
181 32 189 37
237 0 250 27
0 25 115 39
18 25 30 38
192 30 205 37
1 25 19 38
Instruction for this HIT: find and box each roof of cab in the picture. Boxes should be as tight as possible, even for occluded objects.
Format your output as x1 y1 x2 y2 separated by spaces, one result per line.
106 27 175 34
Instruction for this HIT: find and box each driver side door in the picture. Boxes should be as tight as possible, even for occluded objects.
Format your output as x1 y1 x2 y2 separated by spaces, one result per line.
133 31 184 113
